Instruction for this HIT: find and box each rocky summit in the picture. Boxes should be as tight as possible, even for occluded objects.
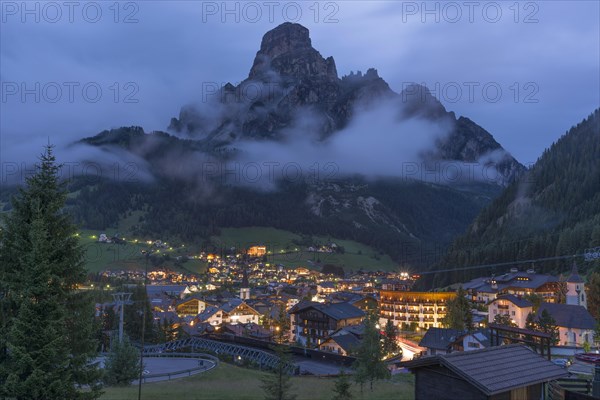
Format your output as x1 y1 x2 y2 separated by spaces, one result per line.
73 23 538 270
169 22 523 184
248 22 338 81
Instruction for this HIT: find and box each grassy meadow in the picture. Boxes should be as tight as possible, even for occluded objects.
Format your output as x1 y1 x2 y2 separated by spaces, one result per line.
101 362 414 400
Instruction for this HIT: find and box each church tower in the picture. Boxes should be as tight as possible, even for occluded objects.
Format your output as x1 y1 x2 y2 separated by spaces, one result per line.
240 266 250 300
566 263 586 308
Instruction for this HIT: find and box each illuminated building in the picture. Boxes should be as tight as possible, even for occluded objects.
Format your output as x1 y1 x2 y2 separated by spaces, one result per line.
247 246 267 257
379 291 456 329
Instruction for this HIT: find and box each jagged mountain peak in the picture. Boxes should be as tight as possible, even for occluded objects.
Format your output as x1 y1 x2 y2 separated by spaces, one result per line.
166 23 524 185
258 22 312 56
249 22 337 81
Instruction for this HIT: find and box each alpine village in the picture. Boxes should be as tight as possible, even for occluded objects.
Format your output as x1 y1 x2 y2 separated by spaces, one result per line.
1 18 599 400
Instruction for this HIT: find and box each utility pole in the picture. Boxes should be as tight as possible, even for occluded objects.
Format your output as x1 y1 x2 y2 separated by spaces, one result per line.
138 249 153 400
111 292 132 343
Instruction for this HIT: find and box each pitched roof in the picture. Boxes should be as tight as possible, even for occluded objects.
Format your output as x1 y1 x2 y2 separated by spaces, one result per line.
154 311 179 324
220 299 260 315
146 285 188 296
566 263 584 283
471 331 491 348
419 328 462 350
288 300 313 313
185 322 215 336
463 272 558 293
537 302 596 330
455 329 491 348
324 333 361 354
176 293 209 307
403 344 568 395
492 294 533 308
289 301 365 320
222 322 271 338
220 298 244 313
332 324 365 338
196 305 221 322
328 292 376 306
320 302 365 320
319 282 336 289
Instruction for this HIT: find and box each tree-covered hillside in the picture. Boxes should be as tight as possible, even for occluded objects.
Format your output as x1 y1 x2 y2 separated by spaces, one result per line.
62 176 496 270
431 109 600 287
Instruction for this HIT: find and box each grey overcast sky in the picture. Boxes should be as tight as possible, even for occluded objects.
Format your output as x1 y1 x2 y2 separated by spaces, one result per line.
1 0 599 168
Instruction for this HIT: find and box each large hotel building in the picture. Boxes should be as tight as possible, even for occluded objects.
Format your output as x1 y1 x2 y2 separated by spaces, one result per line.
379 290 456 329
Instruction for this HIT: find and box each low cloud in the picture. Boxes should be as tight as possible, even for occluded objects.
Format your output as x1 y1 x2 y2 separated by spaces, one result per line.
230 98 450 188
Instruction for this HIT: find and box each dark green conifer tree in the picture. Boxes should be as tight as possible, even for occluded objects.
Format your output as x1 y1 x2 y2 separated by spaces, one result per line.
0 146 102 399
353 312 390 392
261 345 297 400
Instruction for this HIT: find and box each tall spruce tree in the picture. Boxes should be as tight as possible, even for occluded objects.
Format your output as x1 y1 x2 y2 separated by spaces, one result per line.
103 336 141 386
586 272 600 320
493 313 517 328
331 370 353 400
537 309 560 345
525 312 537 330
0 146 102 399
353 312 390 392
124 284 155 343
275 304 290 344
442 287 473 331
261 345 297 400
382 319 399 358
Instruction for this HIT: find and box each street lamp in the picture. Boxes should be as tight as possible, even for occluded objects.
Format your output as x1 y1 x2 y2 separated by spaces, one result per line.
275 326 281 344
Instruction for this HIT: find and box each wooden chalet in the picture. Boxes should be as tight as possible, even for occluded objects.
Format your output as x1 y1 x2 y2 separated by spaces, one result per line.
403 344 568 400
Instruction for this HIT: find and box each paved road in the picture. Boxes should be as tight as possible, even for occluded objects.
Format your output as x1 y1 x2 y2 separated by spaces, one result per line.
294 357 347 375
98 356 216 383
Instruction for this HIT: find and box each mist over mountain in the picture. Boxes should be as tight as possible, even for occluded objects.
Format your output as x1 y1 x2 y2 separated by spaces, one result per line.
23 22 539 272
164 23 523 185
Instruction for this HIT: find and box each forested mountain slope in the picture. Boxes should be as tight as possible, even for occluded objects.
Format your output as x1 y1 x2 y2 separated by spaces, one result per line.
430 109 600 287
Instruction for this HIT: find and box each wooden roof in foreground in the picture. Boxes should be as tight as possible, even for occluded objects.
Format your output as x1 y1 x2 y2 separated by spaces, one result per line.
402 344 568 395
